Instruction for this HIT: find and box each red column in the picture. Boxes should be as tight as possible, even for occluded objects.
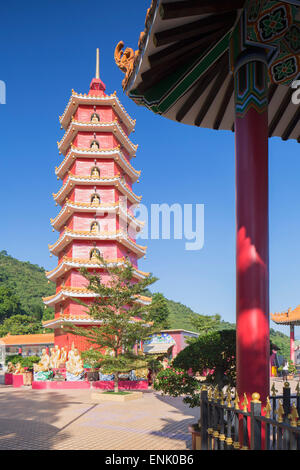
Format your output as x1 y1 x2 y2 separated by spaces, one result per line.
234 56 269 406
290 325 295 363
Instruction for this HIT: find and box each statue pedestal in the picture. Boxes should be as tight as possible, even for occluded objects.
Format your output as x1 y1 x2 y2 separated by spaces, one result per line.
12 374 24 388
4 373 13 385
66 371 84 382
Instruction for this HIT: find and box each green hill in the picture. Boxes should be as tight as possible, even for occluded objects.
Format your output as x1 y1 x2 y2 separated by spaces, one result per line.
0 250 55 320
0 250 291 358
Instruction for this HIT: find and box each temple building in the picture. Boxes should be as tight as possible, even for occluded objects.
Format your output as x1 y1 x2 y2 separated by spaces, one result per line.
0 334 54 369
42 49 149 351
271 307 300 363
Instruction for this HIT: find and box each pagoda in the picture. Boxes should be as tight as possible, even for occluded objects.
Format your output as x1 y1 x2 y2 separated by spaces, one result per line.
43 50 148 352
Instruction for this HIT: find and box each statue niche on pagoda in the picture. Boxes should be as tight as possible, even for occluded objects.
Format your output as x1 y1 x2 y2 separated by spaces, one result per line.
91 166 100 178
91 193 101 205
91 112 100 123
90 221 99 234
90 139 100 151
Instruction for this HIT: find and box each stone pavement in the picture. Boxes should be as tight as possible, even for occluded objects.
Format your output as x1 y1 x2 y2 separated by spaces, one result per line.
0 386 199 450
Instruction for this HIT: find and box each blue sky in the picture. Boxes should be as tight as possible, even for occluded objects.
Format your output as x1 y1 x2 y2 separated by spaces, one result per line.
0 0 299 337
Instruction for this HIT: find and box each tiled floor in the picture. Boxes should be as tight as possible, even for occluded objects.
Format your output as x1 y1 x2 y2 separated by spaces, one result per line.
0 386 199 450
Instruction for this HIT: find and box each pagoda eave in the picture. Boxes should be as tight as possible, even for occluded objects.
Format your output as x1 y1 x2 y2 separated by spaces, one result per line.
116 0 300 142
43 316 103 329
45 257 150 282
59 92 136 132
58 121 138 157
43 289 152 308
56 147 140 182
53 174 142 205
271 308 300 326
51 200 144 231
49 231 147 257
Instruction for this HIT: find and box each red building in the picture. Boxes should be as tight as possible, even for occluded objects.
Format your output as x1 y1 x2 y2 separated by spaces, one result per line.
43 50 149 351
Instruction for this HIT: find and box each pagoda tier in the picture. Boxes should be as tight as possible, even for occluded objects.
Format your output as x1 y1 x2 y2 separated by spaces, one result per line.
43 52 149 352
55 146 140 182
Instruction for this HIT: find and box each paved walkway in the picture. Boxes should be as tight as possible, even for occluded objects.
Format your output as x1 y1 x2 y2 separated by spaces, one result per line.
0 386 199 450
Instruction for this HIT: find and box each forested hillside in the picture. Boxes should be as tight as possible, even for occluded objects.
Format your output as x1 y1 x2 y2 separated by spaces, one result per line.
0 250 55 318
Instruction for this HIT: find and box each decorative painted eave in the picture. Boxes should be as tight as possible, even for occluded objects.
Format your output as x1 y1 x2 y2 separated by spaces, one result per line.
52 173 142 205
59 91 136 133
57 120 138 157
48 229 147 257
50 198 144 232
271 306 300 326
115 0 300 142
43 288 151 307
43 316 103 328
45 256 149 282
55 145 140 182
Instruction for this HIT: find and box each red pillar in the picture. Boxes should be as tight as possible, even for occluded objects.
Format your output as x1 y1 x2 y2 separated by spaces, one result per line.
290 325 295 363
234 55 269 406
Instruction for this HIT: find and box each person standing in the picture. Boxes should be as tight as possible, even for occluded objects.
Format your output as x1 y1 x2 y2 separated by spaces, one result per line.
282 360 289 382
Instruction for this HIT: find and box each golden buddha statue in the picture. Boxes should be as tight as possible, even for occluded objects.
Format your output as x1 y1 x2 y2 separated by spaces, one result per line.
34 349 51 372
7 362 15 373
90 248 100 261
91 113 100 123
134 368 149 379
91 167 100 178
90 140 99 151
66 347 84 376
91 194 100 206
14 363 25 375
53 345 61 368
91 222 99 234
59 347 68 366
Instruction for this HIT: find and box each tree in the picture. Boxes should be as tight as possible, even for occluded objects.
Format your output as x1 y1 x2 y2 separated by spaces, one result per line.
68 256 160 392
0 314 43 336
174 329 236 387
149 293 170 328
174 330 282 388
189 313 222 337
0 285 22 322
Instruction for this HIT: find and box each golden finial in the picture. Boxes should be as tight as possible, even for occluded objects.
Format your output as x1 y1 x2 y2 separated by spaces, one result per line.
220 389 225 405
207 387 213 402
234 392 240 410
242 393 249 412
263 397 272 419
96 48 100 79
284 381 290 389
275 401 284 423
296 383 300 396
251 392 261 403
271 383 278 397
213 386 219 401
201 384 207 392
226 387 232 407
288 403 299 427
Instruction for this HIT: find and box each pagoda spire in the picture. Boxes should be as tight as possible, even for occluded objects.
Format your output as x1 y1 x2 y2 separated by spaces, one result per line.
89 48 106 96
96 48 100 79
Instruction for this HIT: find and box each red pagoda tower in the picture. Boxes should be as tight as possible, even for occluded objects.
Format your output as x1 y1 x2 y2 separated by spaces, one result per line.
43 50 148 352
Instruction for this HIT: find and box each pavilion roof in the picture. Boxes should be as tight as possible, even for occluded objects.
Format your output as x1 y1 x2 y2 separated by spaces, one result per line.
115 0 300 142
271 306 300 325
0 333 54 346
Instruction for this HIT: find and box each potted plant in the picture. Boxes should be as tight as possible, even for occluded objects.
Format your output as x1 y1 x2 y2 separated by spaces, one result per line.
288 360 297 379
82 350 101 381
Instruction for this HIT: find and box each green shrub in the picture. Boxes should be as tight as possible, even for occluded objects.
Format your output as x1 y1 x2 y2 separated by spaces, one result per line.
154 367 201 407
5 355 40 370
